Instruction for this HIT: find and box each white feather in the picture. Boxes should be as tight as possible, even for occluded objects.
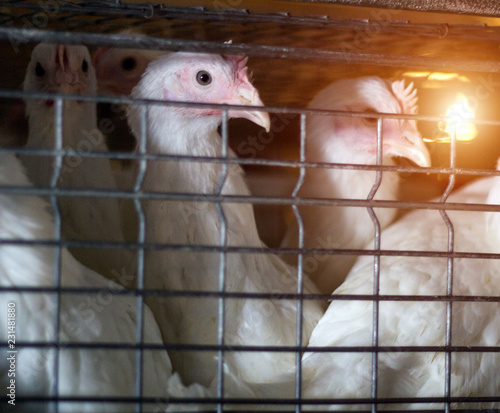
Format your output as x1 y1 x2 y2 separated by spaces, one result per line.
0 153 175 412
221 164 500 410
280 76 430 295
295 167 500 410
20 43 135 288
127 52 324 388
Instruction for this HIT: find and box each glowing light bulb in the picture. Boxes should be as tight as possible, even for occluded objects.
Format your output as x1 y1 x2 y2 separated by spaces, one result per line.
443 93 477 142
426 93 478 143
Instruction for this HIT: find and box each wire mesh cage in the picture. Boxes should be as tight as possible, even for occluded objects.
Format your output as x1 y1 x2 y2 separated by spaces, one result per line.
2 1 500 412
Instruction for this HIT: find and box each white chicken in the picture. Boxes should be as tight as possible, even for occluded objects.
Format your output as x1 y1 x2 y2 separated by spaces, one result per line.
280 77 431 294
0 153 190 412
93 38 167 97
292 164 500 410
92 39 168 198
20 43 135 288
127 52 324 387
220 161 500 410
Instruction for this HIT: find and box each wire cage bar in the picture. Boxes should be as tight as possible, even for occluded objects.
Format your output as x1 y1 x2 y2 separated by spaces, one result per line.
1 1 500 412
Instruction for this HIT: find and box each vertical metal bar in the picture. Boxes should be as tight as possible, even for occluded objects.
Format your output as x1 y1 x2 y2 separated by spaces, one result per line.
367 117 384 413
291 113 307 413
50 98 64 413
440 128 457 413
215 109 229 413
133 104 148 413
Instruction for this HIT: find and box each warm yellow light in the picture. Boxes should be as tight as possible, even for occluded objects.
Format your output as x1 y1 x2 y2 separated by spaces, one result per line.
425 93 478 143
427 72 470 82
403 71 431 78
444 93 477 141
402 71 470 83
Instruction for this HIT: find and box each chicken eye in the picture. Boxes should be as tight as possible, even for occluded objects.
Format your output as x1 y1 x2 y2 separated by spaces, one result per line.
363 109 379 125
35 62 45 78
82 59 88 73
121 57 137 71
196 71 212 86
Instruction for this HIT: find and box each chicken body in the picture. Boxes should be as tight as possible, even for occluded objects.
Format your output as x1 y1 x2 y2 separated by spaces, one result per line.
0 153 173 412
297 172 500 411
127 52 324 387
281 77 431 294
20 43 135 287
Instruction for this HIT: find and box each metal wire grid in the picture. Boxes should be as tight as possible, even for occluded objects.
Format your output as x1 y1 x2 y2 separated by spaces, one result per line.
0 2 500 413
2 89 500 412
2 1 500 72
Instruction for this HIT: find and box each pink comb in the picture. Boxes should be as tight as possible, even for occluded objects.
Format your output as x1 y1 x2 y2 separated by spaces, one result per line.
223 55 250 81
391 79 418 115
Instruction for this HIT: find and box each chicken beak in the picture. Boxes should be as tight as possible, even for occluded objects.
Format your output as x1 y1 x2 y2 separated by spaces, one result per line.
53 44 83 93
227 88 270 132
386 131 431 168
56 45 69 72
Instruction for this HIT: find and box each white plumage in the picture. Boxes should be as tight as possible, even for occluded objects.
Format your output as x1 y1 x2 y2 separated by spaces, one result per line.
20 43 135 287
293 166 500 410
92 38 169 228
127 52 324 387
221 164 500 410
280 77 431 294
0 153 178 412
